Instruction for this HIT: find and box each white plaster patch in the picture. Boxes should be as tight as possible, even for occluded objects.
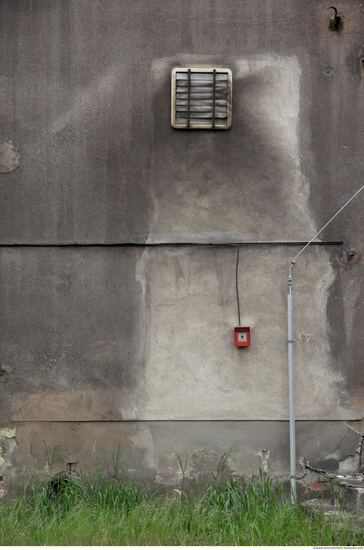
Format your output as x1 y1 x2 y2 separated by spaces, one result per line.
129 424 155 470
342 277 361 346
0 428 16 439
135 246 346 421
0 139 21 173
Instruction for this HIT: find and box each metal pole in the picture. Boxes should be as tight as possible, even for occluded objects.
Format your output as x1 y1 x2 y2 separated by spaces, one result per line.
288 263 296 505
287 184 364 506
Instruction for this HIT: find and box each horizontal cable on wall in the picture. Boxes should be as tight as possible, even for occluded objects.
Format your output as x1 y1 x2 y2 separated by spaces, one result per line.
0 241 343 247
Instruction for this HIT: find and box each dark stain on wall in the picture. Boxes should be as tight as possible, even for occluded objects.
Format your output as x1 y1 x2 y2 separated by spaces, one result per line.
0 247 144 422
150 55 300 241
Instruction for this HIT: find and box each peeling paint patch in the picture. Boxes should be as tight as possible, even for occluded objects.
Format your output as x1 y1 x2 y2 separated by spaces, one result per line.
257 450 270 475
310 481 324 488
0 428 16 439
0 427 18 499
0 139 21 173
299 425 364 488
303 440 364 495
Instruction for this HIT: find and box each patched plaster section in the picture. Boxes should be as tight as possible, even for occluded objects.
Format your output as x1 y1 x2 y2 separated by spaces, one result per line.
135 54 348 420
0 139 21 173
0 428 16 439
0 427 18 498
133 253 148 420
342 278 361 348
257 450 271 475
149 54 316 242
129 424 155 472
135 245 348 420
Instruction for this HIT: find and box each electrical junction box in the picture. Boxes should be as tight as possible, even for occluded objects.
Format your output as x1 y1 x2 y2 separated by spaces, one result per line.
234 327 250 347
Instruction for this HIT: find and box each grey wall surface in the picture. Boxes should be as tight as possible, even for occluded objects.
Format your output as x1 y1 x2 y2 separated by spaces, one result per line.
1 0 364 496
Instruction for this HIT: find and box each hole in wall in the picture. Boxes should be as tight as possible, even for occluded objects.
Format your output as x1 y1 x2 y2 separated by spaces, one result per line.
344 247 359 264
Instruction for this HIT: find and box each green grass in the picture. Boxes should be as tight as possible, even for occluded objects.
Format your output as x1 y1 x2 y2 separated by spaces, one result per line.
1 453 364 546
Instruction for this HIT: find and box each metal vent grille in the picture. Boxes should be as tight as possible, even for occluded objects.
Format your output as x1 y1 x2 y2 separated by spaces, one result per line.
171 68 232 129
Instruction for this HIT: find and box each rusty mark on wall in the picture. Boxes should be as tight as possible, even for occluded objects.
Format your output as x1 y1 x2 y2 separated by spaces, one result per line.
343 247 359 264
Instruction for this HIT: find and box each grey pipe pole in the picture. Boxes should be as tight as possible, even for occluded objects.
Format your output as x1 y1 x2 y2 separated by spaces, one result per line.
287 184 364 506
287 265 296 504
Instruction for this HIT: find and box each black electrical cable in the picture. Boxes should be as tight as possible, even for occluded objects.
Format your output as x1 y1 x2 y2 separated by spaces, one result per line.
235 245 241 326
0 241 343 247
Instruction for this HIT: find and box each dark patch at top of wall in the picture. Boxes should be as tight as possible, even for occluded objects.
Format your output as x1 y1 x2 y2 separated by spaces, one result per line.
0 0 152 244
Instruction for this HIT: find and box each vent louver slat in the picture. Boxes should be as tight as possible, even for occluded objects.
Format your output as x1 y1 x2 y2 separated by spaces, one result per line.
171 68 232 129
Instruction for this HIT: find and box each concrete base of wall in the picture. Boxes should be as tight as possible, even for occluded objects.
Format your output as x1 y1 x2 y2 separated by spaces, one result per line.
1 420 362 500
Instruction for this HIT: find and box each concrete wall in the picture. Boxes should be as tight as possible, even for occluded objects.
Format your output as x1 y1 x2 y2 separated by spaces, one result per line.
1 0 364 497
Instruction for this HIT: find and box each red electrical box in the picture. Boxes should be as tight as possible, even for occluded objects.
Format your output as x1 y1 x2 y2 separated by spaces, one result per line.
234 327 250 347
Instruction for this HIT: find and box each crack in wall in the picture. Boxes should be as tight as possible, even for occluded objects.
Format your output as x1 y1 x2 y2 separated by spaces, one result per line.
332 427 352 454
300 422 364 488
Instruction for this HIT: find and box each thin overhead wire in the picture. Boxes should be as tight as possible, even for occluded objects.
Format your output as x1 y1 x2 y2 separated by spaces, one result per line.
292 185 364 265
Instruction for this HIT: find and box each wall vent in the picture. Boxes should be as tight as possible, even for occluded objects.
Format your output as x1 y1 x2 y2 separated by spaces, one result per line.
171 68 232 130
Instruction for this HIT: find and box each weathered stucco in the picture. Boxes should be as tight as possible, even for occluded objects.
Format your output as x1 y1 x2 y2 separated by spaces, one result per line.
1 420 360 498
150 54 315 242
1 0 364 496
0 247 144 422
137 245 345 420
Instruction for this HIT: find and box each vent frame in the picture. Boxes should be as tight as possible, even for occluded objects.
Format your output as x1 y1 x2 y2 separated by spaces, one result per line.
171 67 232 130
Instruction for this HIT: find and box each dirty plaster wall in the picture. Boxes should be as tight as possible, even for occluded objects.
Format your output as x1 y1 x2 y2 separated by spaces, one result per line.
1 0 364 496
